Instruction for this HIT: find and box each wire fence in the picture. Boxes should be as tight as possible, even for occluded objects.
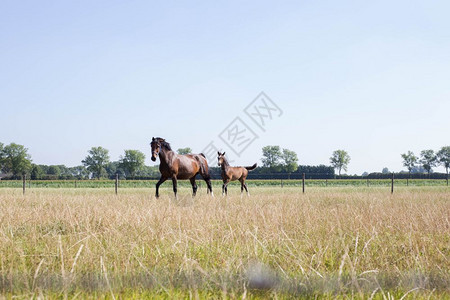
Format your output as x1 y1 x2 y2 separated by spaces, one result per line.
0 175 448 195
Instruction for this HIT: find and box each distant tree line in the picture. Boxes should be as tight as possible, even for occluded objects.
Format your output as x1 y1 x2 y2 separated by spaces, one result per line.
0 143 159 180
1 141 449 180
401 147 450 176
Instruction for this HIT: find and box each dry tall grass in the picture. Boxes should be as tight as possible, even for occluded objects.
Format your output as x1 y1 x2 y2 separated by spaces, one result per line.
0 186 448 298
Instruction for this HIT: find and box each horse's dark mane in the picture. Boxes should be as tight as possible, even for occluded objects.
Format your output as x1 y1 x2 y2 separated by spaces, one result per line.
154 137 172 151
161 141 172 151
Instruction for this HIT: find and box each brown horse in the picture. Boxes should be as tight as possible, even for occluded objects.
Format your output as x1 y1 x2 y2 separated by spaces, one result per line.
217 151 257 196
150 137 213 198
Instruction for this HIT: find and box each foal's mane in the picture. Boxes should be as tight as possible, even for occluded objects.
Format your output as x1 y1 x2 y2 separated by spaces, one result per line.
219 152 230 167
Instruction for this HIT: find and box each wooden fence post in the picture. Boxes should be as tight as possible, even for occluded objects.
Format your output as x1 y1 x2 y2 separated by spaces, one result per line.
391 173 394 194
115 174 118 195
406 178 409 187
326 179 328 187
281 179 283 188
23 174 26 195
302 173 305 194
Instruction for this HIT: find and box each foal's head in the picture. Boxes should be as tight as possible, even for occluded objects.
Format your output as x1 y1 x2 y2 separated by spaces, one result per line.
217 151 227 167
150 137 171 161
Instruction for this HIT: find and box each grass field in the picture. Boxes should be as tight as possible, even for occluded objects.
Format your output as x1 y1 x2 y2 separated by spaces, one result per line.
0 186 449 299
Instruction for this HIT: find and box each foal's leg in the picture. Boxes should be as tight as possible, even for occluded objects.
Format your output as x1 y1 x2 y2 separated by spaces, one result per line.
222 181 225 196
244 182 249 196
155 176 168 198
239 178 244 195
190 177 198 197
239 178 250 197
172 177 178 199
223 179 230 196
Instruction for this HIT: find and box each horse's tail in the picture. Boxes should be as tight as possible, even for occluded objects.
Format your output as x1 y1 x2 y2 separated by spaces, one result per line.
245 163 257 171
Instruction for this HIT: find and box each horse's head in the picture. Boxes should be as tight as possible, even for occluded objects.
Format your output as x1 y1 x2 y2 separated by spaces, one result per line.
150 137 171 161
217 151 226 166
150 137 162 161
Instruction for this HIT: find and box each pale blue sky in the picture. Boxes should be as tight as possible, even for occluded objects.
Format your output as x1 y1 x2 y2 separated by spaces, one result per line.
1 1 449 174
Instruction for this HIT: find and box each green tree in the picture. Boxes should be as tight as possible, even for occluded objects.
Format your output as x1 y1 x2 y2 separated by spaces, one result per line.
140 165 160 178
177 147 192 155
82 146 110 179
30 164 45 180
411 165 426 174
261 146 282 172
69 165 89 179
0 142 4 166
401 151 418 176
47 165 61 177
382 167 390 174
420 149 437 175
119 150 146 178
330 150 350 176
105 161 120 178
1 143 32 177
437 146 450 177
56 165 71 179
281 148 298 177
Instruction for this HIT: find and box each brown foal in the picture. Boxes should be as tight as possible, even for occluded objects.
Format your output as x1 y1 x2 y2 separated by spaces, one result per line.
217 152 257 196
150 137 213 198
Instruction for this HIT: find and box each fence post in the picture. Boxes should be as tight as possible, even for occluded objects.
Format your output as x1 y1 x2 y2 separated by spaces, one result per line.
23 174 26 195
447 174 448 186
406 178 409 187
326 179 328 187
367 178 369 187
302 173 305 194
391 173 394 194
75 180 77 188
115 174 118 195
281 179 283 188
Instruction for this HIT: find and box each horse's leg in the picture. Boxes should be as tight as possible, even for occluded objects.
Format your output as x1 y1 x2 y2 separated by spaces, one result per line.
223 179 230 196
207 179 214 197
240 179 244 195
244 181 249 196
155 176 168 198
222 181 225 196
190 177 198 197
203 177 213 197
199 166 214 197
172 176 178 199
